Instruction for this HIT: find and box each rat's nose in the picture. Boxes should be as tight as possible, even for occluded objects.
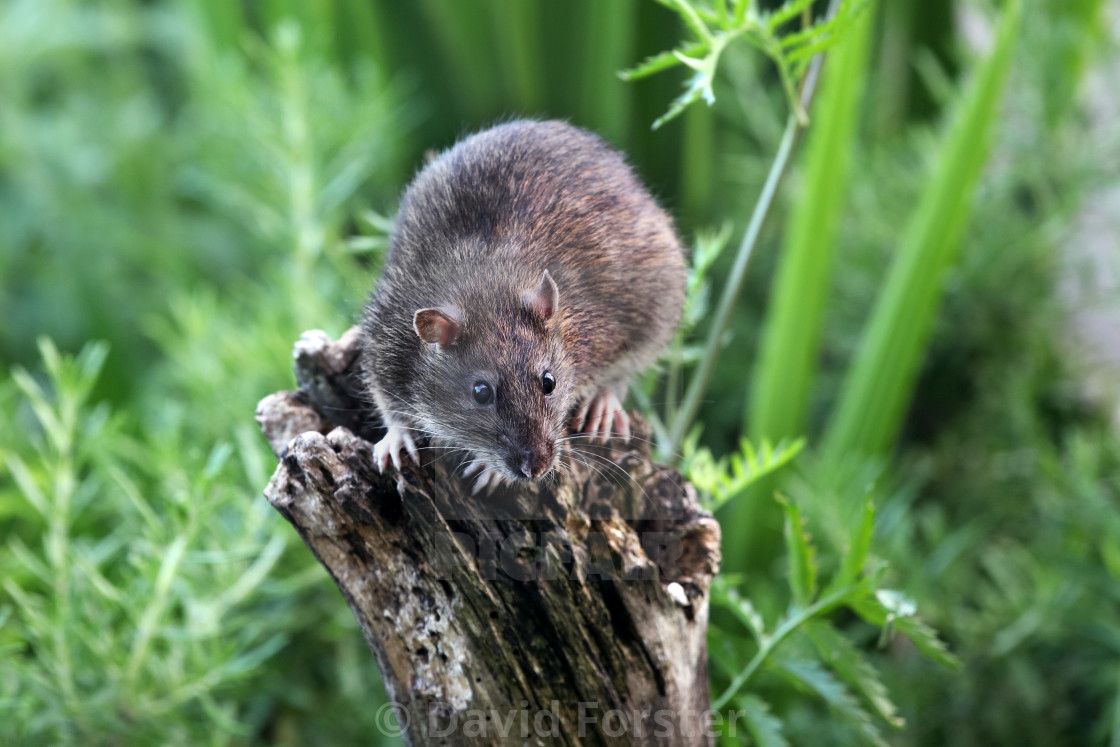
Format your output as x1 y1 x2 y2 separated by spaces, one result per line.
518 446 553 479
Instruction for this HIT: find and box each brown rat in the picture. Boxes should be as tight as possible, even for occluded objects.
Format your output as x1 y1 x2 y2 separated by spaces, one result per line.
360 120 685 492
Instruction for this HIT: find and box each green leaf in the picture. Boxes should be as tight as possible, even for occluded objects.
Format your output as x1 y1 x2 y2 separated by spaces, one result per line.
108 465 161 535
73 340 110 396
203 442 234 480
628 0 869 128
775 658 888 747
851 594 961 669
659 0 714 43
652 64 717 130
766 0 816 31
11 369 66 453
4 454 48 517
875 589 916 619
836 498 876 588
619 41 708 81
892 615 961 669
823 0 1023 456
778 0 871 51
714 0 729 28
737 694 789 747
708 625 760 681
712 583 862 709
779 494 818 607
784 0 873 63
806 621 904 729
733 0 751 25
690 437 805 513
711 579 767 641
8 537 50 585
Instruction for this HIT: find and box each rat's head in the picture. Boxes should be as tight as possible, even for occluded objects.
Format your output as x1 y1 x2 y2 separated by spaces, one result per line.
411 270 574 482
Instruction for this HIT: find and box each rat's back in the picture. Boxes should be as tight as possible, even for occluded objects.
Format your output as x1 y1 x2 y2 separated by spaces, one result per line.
361 121 685 485
373 120 685 389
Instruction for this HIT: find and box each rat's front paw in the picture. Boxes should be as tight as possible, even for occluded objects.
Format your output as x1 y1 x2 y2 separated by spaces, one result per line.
373 425 419 473
462 462 509 495
571 389 631 444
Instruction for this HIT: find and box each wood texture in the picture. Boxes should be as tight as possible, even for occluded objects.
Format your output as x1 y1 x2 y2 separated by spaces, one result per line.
256 328 721 745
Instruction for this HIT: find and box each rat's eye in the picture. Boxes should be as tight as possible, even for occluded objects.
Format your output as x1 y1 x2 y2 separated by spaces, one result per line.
472 380 495 405
542 372 556 395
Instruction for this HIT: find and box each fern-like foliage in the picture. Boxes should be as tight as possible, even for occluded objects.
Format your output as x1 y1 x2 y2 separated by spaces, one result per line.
620 0 871 128
705 488 959 745
683 430 955 744
685 436 806 513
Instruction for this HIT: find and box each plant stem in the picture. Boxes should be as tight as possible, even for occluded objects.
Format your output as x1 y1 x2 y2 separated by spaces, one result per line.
666 51 825 456
711 584 855 710
666 329 683 426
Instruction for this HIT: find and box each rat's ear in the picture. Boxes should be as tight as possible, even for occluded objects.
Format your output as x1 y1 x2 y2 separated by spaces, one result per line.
523 270 558 322
414 307 461 346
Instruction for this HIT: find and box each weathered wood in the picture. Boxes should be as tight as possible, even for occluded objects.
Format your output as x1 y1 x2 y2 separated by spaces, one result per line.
256 328 721 745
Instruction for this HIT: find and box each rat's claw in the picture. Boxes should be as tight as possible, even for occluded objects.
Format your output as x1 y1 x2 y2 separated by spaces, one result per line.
570 399 590 433
402 430 419 464
611 405 631 442
373 439 390 473
470 465 506 495
373 425 417 473
462 462 483 477
585 397 607 442
576 389 630 443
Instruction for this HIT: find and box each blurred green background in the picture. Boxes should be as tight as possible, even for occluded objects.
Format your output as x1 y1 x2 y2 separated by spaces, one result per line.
1 0 1118 744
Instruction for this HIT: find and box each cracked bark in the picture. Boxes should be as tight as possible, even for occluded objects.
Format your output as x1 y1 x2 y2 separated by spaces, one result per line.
255 328 721 746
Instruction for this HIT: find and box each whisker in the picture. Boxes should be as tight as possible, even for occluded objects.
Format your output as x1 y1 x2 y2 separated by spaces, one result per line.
557 430 677 456
563 450 614 488
568 446 654 514
419 450 463 469
568 449 626 488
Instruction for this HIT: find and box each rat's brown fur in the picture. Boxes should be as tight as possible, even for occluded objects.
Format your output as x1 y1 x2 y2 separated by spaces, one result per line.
360 120 686 481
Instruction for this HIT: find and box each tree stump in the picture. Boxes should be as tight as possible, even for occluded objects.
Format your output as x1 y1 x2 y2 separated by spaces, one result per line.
255 328 721 746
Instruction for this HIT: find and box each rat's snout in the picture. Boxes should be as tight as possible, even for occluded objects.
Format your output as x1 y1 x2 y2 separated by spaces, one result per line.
499 427 555 480
522 445 553 479
508 441 554 480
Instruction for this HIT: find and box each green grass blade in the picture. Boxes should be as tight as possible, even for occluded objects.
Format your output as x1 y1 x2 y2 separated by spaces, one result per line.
484 0 544 113
729 7 873 572
680 96 716 223
1039 0 1108 126
747 6 874 443
415 0 502 120
581 0 636 144
823 0 1022 457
